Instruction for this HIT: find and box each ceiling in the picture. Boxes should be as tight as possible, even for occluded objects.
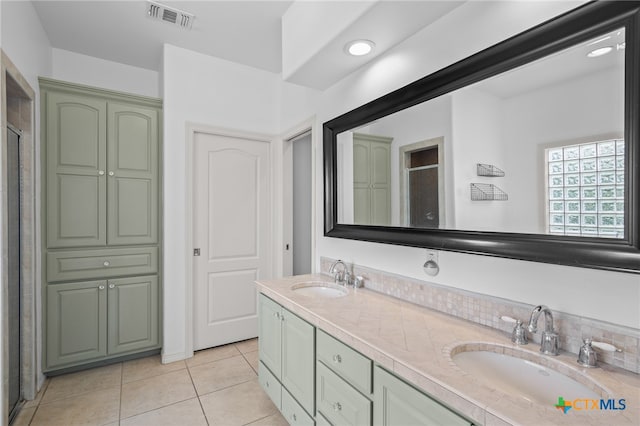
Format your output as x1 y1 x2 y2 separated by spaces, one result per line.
32 1 293 73
32 0 464 89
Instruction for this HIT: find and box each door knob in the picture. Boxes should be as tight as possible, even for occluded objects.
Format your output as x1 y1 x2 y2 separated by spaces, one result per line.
98 170 105 176
108 171 115 176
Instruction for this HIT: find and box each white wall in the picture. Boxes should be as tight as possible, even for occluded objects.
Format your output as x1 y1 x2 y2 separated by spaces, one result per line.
1 0 52 90
314 0 640 329
451 87 507 231
51 48 160 98
161 44 319 361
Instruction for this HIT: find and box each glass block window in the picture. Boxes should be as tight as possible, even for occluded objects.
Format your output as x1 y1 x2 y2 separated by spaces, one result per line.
546 139 624 238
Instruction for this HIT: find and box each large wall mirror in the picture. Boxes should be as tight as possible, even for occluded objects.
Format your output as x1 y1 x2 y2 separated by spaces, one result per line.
324 2 640 273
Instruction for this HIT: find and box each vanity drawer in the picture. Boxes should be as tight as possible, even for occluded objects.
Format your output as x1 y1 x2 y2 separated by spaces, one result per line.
317 361 371 426
47 247 158 282
258 361 281 409
317 330 372 395
282 388 315 426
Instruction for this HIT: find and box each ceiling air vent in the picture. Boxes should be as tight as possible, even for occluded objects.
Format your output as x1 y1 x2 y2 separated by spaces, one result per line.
147 1 194 30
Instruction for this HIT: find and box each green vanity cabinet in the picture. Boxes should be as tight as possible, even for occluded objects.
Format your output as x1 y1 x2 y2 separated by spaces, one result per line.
46 275 159 370
374 367 473 426
258 292 474 426
40 78 162 372
258 294 315 419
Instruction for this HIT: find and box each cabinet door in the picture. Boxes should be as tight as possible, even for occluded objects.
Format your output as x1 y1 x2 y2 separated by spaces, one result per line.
373 367 471 426
46 280 107 369
108 275 159 354
107 103 158 245
258 295 282 377
353 140 371 225
282 309 315 416
46 91 107 248
369 141 390 226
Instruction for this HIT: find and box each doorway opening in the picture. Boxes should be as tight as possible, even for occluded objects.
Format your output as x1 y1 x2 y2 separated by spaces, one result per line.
7 124 22 423
291 131 312 275
399 136 445 228
282 128 314 277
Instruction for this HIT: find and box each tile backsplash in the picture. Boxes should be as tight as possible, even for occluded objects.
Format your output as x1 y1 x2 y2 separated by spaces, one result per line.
320 257 639 374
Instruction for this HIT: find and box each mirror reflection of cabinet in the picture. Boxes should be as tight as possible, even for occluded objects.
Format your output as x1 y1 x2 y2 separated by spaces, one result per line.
353 133 392 226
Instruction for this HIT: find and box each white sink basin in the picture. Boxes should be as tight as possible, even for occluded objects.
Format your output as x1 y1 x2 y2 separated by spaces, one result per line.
452 347 604 405
291 281 348 298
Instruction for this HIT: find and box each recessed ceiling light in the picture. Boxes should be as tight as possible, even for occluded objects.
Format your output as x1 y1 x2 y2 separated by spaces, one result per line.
345 40 375 56
587 46 613 58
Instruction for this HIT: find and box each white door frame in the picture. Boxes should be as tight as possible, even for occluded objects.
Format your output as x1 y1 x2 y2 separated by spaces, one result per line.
279 117 317 277
1 51 41 416
185 123 276 357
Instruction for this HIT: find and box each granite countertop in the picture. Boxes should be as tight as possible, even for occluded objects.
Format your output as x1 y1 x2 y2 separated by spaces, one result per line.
255 273 640 426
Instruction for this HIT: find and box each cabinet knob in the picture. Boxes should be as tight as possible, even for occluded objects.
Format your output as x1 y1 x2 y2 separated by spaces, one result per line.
332 354 342 364
98 285 105 290
332 402 342 412
108 171 115 176
98 170 105 176
103 261 110 267
109 284 115 289
274 312 280 319
291 414 297 422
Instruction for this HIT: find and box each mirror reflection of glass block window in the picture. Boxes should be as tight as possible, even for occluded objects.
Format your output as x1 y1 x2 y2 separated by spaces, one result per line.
546 139 624 238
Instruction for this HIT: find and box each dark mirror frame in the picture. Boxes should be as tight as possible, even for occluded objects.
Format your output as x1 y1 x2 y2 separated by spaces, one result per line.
324 1 640 274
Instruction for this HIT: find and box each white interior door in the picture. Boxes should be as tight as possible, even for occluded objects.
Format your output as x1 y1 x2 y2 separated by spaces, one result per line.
193 131 271 350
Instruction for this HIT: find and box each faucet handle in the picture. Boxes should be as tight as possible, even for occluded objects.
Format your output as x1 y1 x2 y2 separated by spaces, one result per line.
353 275 364 288
591 341 623 353
511 320 528 345
501 316 528 345
577 338 598 367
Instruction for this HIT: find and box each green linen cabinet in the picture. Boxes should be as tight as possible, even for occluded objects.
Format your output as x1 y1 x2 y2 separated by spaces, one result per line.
40 78 162 372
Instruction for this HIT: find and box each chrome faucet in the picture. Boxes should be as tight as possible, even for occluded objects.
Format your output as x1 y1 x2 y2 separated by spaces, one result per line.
527 305 559 356
328 260 365 287
329 260 350 285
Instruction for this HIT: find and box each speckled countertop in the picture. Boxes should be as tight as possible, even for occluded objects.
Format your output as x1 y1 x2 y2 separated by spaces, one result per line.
256 274 640 426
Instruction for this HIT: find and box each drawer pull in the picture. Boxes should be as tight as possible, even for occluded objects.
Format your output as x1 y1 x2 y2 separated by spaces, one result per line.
103 261 110 267
332 354 342 363
291 414 297 422
332 402 342 412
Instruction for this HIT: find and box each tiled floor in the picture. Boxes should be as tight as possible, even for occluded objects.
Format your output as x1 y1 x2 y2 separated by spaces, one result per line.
13 339 288 426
